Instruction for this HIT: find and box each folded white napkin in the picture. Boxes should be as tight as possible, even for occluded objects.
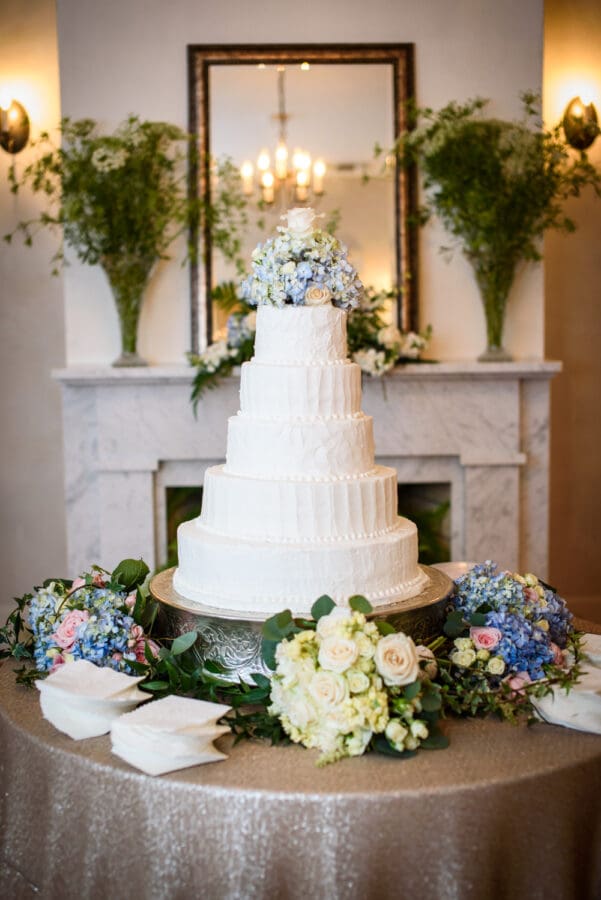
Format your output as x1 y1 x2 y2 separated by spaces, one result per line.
533 633 601 735
36 660 148 740
111 694 231 776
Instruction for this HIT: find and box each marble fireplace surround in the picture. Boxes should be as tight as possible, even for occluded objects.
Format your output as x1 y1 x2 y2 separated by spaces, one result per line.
54 362 560 580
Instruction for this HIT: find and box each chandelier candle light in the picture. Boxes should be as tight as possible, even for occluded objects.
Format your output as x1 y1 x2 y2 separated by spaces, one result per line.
240 66 326 206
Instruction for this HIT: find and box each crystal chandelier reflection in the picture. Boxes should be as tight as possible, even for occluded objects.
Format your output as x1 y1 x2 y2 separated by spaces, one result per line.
240 66 326 206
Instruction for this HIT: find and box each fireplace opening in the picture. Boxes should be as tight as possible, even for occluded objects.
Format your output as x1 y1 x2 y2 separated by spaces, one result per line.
397 482 450 565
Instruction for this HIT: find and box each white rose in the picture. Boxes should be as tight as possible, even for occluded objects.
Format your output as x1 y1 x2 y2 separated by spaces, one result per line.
346 728 372 757
486 656 506 675
284 207 317 237
286 693 317 730
410 719 429 741
385 719 408 749
304 284 332 306
347 670 370 694
451 648 477 668
308 671 348 708
316 607 352 638
378 324 403 350
374 632 420 686
318 636 359 674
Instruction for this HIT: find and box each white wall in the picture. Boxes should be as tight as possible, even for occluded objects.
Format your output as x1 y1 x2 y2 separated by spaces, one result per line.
55 0 545 364
0 0 66 617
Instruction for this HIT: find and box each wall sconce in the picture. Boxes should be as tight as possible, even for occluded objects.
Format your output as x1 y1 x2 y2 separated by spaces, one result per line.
0 99 30 154
562 96 599 150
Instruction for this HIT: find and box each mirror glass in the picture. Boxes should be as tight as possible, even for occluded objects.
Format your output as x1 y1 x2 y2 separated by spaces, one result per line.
189 46 416 350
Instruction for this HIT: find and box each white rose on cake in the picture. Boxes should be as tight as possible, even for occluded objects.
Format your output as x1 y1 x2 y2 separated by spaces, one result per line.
304 284 332 306
283 207 319 237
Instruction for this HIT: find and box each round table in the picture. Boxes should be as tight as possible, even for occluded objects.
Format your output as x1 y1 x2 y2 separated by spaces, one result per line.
1 657 601 900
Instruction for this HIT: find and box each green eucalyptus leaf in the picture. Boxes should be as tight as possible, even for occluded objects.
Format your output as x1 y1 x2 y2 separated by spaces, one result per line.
142 680 169 691
420 729 450 750
310 595 336 621
261 638 278 670
112 558 150 590
262 609 294 641
171 630 198 656
470 612 488 626
251 673 272 690
376 620 396 636
403 680 421 700
421 687 443 712
202 659 226 674
444 610 465 638
348 595 373 614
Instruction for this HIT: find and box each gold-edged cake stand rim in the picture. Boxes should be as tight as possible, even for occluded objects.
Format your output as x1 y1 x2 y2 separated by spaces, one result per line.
149 565 453 624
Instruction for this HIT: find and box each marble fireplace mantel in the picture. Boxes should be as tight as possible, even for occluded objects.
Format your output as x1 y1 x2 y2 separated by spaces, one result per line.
53 361 561 579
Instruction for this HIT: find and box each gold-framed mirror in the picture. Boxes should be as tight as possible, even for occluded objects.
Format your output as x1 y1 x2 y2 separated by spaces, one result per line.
188 43 417 350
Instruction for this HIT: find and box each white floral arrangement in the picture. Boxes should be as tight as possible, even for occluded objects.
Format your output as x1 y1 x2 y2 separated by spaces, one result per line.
348 286 432 376
263 596 445 765
240 208 364 310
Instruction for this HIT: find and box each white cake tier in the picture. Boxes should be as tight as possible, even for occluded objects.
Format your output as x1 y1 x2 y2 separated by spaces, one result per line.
239 359 362 420
173 517 429 615
253 304 347 364
201 464 399 541
224 413 374 479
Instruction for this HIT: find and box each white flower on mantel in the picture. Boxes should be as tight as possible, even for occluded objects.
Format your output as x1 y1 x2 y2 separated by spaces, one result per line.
283 207 319 238
304 284 332 306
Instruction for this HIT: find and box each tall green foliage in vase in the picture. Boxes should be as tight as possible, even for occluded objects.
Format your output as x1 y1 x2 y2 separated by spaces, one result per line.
5 118 248 366
392 93 601 360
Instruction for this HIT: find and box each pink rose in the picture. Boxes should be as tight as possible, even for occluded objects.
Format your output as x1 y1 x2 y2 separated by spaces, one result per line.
52 609 89 650
70 577 86 592
135 638 159 663
550 642 565 667
50 654 66 673
503 671 532 697
470 626 502 651
125 592 136 610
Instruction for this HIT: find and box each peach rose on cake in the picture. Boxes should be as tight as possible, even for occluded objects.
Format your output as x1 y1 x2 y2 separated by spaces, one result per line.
304 284 332 306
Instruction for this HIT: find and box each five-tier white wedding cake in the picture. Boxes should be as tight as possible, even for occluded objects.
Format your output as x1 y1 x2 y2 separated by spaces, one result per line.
174 209 428 616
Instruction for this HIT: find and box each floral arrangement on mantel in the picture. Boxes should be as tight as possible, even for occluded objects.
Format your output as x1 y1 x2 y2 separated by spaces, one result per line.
389 92 601 360
1 559 581 765
4 118 247 367
189 208 431 409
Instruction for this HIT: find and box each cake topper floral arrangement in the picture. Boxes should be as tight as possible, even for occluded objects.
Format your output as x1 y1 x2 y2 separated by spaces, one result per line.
240 208 364 310
189 208 431 407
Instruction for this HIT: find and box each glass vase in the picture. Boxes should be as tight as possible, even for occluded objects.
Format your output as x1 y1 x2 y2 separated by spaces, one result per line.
103 258 154 367
476 272 513 363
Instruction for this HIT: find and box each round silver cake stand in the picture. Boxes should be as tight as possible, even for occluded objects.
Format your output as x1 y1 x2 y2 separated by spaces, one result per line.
149 565 454 683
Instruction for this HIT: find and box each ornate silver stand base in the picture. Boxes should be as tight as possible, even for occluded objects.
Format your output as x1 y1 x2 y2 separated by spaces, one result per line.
149 566 453 683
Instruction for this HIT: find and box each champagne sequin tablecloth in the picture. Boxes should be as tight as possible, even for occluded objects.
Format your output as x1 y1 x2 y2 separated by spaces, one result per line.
1 660 601 900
